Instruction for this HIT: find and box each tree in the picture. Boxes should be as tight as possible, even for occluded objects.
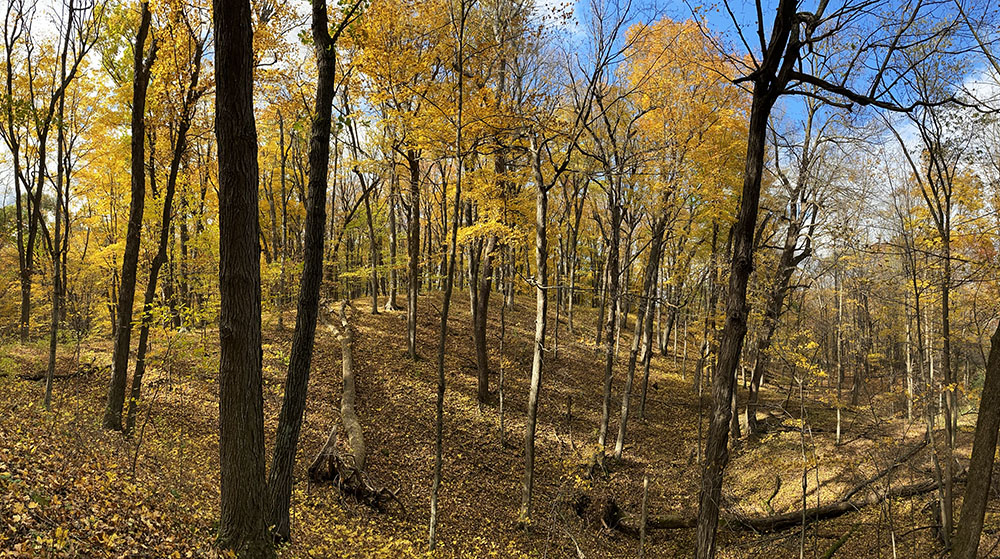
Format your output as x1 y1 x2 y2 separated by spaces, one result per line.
266 0 362 541
44 0 100 408
744 97 825 435
519 0 627 518
886 90 980 542
213 0 272 553
694 1 973 556
125 8 206 434
429 1 467 545
1 0 97 344
104 1 156 430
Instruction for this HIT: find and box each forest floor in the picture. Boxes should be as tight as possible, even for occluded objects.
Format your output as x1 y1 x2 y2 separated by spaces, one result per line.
0 291 993 558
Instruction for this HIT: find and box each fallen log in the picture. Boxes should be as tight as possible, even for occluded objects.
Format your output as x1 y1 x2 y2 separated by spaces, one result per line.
308 301 401 515
619 473 962 536
732 476 943 533
19 361 107 382
841 440 927 501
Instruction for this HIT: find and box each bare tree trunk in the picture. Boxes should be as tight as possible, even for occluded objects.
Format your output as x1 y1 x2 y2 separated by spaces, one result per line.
474 235 497 404
363 183 380 314
407 150 420 360
214 0 272 553
615 218 664 458
521 167 548 521
44 50 69 410
596 252 609 345
386 178 402 310
638 272 660 420
835 270 843 445
953 321 1000 558
266 0 361 542
429 11 465 545
339 303 366 468
696 61 779 559
598 200 622 462
745 218 806 434
104 3 156 430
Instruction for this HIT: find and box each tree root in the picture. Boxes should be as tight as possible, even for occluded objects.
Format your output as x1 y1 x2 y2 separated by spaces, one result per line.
307 427 404 515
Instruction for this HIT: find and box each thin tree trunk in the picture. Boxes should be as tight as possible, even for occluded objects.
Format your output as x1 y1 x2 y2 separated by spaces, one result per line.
745 218 804 434
521 162 548 521
429 12 465 546
104 4 155 431
615 218 664 458
407 150 420 360
598 200 622 462
44 56 69 410
363 182 380 314
386 177 402 310
262 3 348 540
474 235 497 404
125 42 202 435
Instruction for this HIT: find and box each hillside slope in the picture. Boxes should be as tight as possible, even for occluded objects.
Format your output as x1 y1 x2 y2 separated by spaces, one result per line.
0 291 982 558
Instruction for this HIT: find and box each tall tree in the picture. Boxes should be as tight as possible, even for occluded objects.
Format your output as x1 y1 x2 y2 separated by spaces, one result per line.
125 18 205 434
744 98 824 434
694 1 970 556
1 0 96 343
429 1 467 545
213 0 272 553
267 0 362 540
104 1 157 430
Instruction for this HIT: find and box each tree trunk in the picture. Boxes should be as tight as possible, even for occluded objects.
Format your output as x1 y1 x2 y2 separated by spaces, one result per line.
746 218 804 434
615 218 665 459
474 235 497 404
125 41 202 435
44 59 70 410
940 233 954 545
407 150 420 360
429 18 465 545
262 3 343 540
696 67 780 559
638 266 661 421
104 3 155 431
953 321 1000 558
363 182 380 314
598 199 622 461
386 178 402 310
213 0 273 553
521 167 548 521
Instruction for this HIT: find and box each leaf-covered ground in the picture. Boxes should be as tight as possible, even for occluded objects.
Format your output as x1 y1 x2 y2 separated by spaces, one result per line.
0 292 992 558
